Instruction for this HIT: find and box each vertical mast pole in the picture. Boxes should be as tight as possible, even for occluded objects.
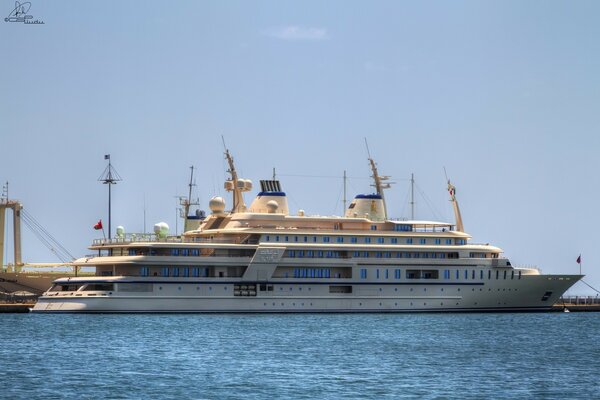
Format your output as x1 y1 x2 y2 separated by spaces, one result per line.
99 155 122 239
343 170 347 213
410 173 415 220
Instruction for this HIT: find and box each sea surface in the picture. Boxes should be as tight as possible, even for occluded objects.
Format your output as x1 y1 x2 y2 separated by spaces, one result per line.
1 312 599 399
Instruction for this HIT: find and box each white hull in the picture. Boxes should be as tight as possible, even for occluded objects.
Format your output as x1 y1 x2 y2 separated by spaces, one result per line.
33 274 579 313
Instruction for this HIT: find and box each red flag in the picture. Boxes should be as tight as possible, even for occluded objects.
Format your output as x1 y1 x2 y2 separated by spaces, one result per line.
577 255 581 264
94 220 103 230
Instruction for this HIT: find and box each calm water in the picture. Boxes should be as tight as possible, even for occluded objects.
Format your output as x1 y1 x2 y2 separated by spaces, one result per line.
1 313 599 399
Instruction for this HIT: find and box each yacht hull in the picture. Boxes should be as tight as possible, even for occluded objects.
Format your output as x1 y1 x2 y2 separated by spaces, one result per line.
32 274 580 313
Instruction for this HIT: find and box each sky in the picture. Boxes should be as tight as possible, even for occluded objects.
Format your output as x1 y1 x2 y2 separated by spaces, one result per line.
1 1 599 294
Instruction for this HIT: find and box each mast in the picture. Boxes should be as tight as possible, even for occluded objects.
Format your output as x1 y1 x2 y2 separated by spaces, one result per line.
343 170 347 212
447 179 464 232
365 139 392 220
410 173 415 220
183 165 195 229
222 137 248 214
98 154 122 239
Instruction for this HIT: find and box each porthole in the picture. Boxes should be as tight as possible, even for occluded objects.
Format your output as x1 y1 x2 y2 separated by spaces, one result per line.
196 286 200 290
410 302 413 306
395 288 398 292
458 288 461 292
379 302 382 306
159 286 162 290
272 302 275 306
264 303 266 306
178 286 182 291
410 288 413 292
395 303 398 306
441 288 444 292
423 288 426 292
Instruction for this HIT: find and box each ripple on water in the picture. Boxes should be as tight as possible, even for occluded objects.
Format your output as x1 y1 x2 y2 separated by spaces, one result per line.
1 313 599 399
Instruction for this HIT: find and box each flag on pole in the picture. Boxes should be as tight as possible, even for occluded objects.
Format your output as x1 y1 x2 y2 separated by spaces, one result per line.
94 220 103 230
577 255 581 264
104 154 110 160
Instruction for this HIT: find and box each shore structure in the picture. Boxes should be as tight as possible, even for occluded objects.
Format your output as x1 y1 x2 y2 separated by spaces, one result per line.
33 148 581 313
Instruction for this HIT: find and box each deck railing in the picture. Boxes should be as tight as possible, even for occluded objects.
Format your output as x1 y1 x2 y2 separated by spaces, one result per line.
92 234 259 246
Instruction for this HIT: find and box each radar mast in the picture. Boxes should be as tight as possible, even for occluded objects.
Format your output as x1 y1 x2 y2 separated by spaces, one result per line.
222 137 250 214
365 139 393 220
445 168 464 232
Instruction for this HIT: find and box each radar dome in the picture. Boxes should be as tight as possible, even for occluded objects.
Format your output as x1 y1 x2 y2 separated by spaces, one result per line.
116 226 125 238
209 196 226 213
266 200 279 213
153 222 169 238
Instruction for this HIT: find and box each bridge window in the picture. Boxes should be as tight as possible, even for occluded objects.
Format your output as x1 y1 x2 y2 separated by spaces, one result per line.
444 269 450 279
377 237 384 244
337 237 344 243
406 238 413 244
182 267 189 277
365 237 372 244
371 225 377 231
395 269 401 279
420 239 426 244
435 239 441 245
351 237 358 243
323 237 330 243
140 267 149 276
446 239 452 245
360 269 367 279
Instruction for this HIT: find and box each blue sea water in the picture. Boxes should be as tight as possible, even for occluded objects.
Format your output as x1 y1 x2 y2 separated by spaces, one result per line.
1 313 599 399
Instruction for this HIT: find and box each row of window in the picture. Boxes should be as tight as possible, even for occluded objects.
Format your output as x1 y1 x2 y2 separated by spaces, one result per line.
293 268 332 278
358 268 522 280
130 248 201 257
286 250 462 259
140 267 211 277
265 235 464 245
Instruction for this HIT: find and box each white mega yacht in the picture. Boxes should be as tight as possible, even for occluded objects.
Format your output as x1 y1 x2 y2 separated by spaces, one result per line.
33 148 580 313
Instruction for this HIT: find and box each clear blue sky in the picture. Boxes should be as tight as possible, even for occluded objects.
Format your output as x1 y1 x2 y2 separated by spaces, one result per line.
1 1 599 294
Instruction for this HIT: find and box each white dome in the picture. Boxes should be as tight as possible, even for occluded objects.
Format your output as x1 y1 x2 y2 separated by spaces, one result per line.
266 200 279 213
209 196 226 213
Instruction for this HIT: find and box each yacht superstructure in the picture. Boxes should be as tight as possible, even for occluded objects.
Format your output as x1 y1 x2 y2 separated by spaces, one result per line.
33 149 580 312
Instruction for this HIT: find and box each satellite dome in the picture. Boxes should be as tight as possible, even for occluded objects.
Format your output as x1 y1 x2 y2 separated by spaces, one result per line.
153 222 169 238
209 196 226 213
266 200 279 213
116 226 125 238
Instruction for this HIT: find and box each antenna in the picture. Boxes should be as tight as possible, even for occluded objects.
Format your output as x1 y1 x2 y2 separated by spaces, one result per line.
222 136 249 213
364 138 393 219
343 170 347 212
444 167 464 232
98 154 122 239
410 173 415 220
